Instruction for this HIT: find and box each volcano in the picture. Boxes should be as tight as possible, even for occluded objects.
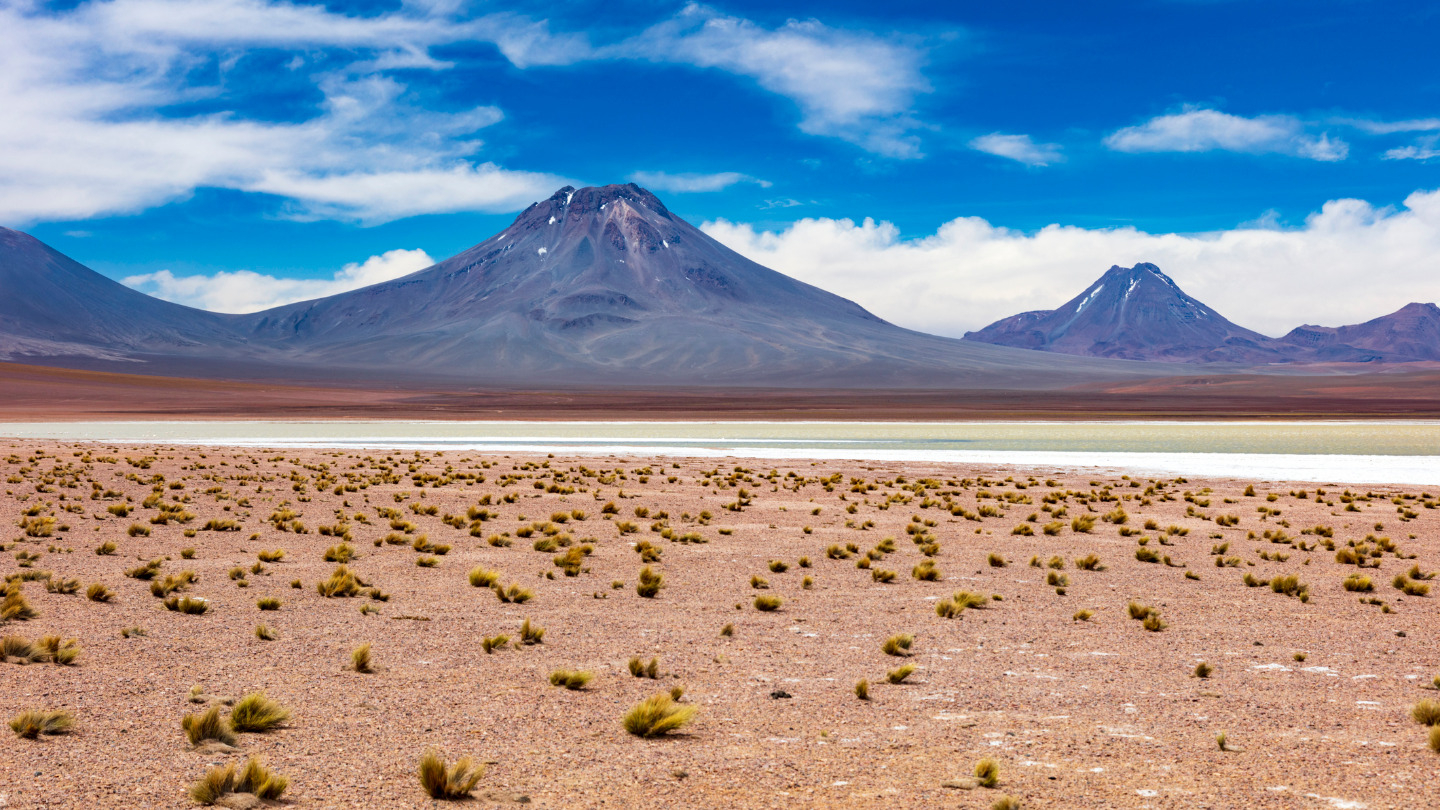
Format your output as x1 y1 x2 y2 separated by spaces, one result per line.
963 263 1288 363
239 184 1133 386
0 227 243 364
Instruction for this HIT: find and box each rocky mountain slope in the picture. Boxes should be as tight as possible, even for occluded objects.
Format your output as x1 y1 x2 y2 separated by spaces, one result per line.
966 263 1437 365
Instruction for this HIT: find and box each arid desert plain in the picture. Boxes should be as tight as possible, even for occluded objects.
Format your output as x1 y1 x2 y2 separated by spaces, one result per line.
3 441 1439 809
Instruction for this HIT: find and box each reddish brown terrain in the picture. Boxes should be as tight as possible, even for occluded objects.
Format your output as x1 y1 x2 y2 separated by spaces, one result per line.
5 361 1440 420
2 442 1439 808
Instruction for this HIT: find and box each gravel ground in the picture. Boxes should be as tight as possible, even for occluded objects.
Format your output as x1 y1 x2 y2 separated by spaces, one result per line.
0 441 1437 809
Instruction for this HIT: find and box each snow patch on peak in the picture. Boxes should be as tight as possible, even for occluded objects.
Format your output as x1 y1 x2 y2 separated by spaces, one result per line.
565 191 574 205
537 247 547 256
548 216 556 225
1076 284 1104 313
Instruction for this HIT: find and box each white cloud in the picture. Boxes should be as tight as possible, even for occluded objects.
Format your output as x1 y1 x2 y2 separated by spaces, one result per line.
615 4 930 158
702 188 1440 338
0 1 572 225
1105 107 1348 161
122 248 435 313
1338 117 1440 135
969 133 1063 166
627 171 771 193
1385 136 1440 161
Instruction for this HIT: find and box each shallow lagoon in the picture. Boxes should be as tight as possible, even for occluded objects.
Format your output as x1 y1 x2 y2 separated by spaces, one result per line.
3 420 1440 485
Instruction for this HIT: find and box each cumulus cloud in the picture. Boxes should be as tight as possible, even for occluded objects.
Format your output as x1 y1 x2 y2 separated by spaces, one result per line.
702 188 1440 338
122 248 436 313
628 171 771 193
969 133 1063 166
615 4 930 158
1105 107 1348 161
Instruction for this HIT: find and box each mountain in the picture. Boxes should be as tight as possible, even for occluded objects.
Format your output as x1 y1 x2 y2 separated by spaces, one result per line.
238 183 1139 386
963 263 1287 363
0 186 1148 387
0 227 245 363
1277 303 1440 362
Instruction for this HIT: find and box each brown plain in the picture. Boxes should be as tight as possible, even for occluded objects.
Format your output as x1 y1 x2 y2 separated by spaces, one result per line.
1 441 1437 808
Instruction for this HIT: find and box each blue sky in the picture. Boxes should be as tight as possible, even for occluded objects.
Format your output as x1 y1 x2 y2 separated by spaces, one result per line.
3 0 1439 334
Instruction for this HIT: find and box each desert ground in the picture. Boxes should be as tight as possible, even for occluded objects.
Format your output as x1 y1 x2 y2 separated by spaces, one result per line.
2 441 1439 809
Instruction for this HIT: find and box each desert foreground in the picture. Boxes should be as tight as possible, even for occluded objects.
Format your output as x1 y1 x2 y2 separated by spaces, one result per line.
2 441 1438 809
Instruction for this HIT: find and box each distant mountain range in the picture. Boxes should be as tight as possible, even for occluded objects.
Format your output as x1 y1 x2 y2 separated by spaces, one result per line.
0 184 1138 388
3 187 1435 390
964 262 1440 364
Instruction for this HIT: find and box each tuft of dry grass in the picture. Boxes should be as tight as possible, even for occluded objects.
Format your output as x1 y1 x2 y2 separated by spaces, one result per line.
183 705 237 747
10 709 75 739
468 567 500 588
549 669 594 690
1 583 38 621
229 692 289 733
636 566 665 598
418 750 485 800
190 757 289 805
886 664 916 684
974 757 1000 788
881 634 914 656
255 624 276 641
623 694 698 738
855 679 870 700
1412 699 1440 726
351 642 373 673
753 594 782 611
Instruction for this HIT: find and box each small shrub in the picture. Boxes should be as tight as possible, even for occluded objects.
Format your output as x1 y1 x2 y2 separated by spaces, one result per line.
623 694 697 737
229 692 289 733
257 597 280 611
549 669 593 690
163 595 209 614
183 705 237 747
10 709 74 739
886 664 915 684
512 618 544 646
987 553 1007 567
881 634 914 656
855 679 870 700
636 566 664 598
348 642 374 672
1193 661 1213 678
255 624 276 641
418 750 485 800
974 757 1000 788
1412 699 1440 726
481 635 509 654
190 757 288 805
754 595 782 611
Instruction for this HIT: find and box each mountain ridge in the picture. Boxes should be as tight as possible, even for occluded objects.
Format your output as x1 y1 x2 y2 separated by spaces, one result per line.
965 263 1440 364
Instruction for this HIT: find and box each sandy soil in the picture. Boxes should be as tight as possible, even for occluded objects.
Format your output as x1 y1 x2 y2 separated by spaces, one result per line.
1 440 1438 809
5 360 1440 420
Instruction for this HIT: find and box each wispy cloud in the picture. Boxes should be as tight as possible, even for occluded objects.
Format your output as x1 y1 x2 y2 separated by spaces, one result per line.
1105 107 1348 161
614 4 931 158
122 248 435 313
627 171 771 193
1385 136 1440 162
0 0 570 225
0 0 936 226
703 188 1440 338
969 133 1063 166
